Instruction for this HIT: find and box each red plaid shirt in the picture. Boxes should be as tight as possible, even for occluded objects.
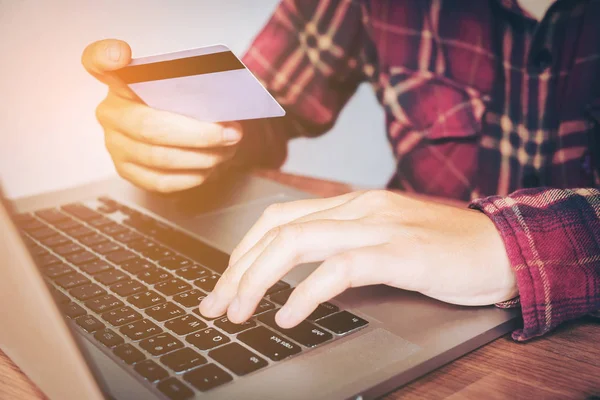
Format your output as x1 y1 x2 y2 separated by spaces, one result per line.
235 0 600 341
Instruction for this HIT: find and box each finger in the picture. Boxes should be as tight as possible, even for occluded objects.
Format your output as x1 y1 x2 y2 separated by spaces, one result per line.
106 130 237 170
222 219 388 323
81 39 138 100
228 191 364 266
97 93 243 148
201 198 364 318
115 162 209 193
198 228 278 319
275 245 388 328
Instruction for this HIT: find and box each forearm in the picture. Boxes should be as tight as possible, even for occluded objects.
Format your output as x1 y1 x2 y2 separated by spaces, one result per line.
470 187 600 341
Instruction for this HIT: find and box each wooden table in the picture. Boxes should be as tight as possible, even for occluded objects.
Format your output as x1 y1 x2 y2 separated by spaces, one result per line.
2 171 599 400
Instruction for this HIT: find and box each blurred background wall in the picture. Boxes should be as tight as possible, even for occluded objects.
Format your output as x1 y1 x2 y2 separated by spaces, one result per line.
0 0 395 198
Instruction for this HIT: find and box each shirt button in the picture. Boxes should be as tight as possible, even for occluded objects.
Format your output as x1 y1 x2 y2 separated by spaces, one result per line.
531 48 553 73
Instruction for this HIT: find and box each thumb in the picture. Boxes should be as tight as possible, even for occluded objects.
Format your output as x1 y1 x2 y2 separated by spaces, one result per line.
82 39 138 100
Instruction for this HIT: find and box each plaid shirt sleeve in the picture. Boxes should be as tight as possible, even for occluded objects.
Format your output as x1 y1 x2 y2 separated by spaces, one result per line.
232 0 367 169
470 188 600 341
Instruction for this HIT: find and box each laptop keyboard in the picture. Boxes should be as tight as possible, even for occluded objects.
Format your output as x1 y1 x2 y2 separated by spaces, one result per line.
16 197 369 399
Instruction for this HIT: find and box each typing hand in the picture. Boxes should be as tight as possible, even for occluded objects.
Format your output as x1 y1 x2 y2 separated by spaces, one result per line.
82 39 243 193
199 190 518 328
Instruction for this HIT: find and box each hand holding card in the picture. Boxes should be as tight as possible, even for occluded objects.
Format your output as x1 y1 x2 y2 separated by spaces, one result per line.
82 40 269 193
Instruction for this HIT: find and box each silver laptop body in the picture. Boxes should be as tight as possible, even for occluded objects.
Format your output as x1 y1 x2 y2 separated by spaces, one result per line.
0 173 519 400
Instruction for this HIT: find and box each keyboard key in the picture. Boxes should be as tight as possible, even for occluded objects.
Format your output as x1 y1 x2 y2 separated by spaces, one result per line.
29 227 58 240
269 287 293 305
65 251 98 266
139 333 183 356
36 254 61 268
120 319 162 341
194 274 220 292
121 258 153 274
70 283 107 301
97 197 120 212
214 316 256 334
176 264 209 281
137 267 172 285
75 314 105 333
164 314 207 335
238 326 301 361
61 203 102 221
106 250 138 265
94 329 125 348
53 219 81 232
142 246 175 262
111 203 138 215
113 344 145 365
78 234 108 247
186 328 229 351
155 278 191 296
183 364 233 392
86 294 124 313
40 234 70 248
146 302 185 322
15 213 37 226
126 217 169 238
95 269 129 285
128 291 166 309
79 260 113 275
15 212 36 223
102 306 142 326
65 225 94 239
87 216 114 228
172 289 206 308
111 280 146 297
21 219 46 232
159 256 193 271
209 343 267 376
128 238 159 252
252 299 276 316
308 302 339 321
90 242 123 255
160 348 207 373
43 263 74 279
258 310 332 348
61 302 86 318
157 377 194 400
36 208 69 224
134 360 169 383
316 311 368 335
112 230 143 244
266 280 290 295
97 223 128 236
55 273 90 289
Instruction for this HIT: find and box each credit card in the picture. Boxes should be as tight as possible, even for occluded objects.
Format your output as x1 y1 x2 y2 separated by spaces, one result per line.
115 44 285 123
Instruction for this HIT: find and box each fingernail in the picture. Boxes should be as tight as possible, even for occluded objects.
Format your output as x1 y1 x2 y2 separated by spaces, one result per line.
107 44 121 62
223 127 241 143
229 297 241 316
276 307 292 327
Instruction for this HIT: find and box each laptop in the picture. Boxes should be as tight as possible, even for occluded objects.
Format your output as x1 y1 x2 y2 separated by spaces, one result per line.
0 173 520 400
